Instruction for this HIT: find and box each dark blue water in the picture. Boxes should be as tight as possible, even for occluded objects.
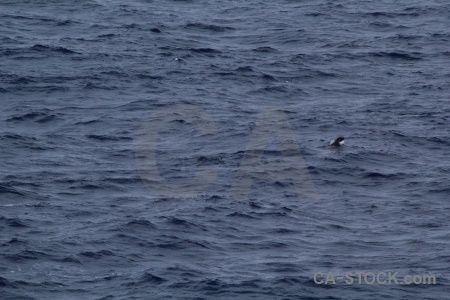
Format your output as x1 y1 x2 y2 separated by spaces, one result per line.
1 0 449 299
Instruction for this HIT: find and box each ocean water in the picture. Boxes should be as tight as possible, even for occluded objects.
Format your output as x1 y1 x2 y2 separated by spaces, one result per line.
1 0 449 299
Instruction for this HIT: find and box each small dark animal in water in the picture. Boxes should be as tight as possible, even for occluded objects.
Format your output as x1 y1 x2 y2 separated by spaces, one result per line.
330 136 345 147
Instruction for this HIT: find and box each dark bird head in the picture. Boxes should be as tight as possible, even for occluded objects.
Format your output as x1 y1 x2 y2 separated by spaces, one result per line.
330 136 345 146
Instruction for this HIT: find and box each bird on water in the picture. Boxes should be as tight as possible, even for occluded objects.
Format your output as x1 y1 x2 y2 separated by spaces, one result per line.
330 136 345 147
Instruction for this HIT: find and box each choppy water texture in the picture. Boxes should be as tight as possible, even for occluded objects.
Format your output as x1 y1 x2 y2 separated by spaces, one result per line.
1 0 449 299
